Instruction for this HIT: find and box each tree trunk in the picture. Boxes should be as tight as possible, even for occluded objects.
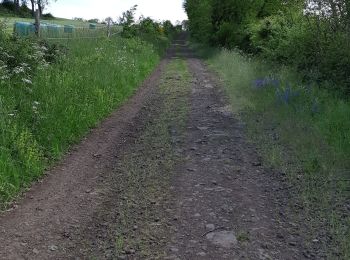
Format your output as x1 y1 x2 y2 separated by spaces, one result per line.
38 0 43 17
14 0 20 13
30 0 35 17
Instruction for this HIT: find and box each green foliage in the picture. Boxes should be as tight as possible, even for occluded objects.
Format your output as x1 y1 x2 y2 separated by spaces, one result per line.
119 6 179 40
87 18 99 24
184 0 350 94
119 5 138 38
138 16 160 36
183 0 212 43
0 25 64 85
162 20 175 36
0 1 53 18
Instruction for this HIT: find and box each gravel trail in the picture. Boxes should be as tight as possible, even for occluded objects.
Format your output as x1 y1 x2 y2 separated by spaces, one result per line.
0 36 311 260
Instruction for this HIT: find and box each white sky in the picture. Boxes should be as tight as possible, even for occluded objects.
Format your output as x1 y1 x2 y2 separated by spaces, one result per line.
46 0 187 24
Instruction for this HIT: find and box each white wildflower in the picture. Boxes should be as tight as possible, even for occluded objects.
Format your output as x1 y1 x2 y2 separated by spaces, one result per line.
22 78 33 84
14 66 25 74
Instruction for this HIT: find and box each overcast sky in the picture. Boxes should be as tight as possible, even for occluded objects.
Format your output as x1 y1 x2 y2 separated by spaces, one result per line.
46 0 187 23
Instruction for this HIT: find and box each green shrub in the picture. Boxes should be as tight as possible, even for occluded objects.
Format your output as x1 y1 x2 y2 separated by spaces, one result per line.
246 10 350 95
0 23 65 85
185 0 350 95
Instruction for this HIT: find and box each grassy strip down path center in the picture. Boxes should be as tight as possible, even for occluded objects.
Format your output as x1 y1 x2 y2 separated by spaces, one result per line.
111 58 191 259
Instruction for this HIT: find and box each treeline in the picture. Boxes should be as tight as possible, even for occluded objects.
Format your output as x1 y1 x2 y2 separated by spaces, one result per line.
0 0 54 18
184 0 350 94
119 5 182 39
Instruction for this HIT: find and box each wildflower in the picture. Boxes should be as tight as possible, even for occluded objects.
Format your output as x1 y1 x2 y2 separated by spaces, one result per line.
14 66 25 74
275 83 300 104
253 78 268 88
253 77 280 89
22 78 33 85
8 113 15 117
311 99 320 114
32 104 39 114
270 79 280 87
33 101 40 106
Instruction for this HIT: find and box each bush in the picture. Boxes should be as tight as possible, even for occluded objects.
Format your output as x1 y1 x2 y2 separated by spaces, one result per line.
0 24 64 85
248 12 350 95
185 0 350 95
42 13 55 19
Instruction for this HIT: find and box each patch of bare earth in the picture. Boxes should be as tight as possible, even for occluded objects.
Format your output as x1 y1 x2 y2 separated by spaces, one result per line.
0 37 316 260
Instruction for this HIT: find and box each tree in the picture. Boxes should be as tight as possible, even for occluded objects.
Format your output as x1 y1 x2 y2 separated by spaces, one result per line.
119 4 137 26
37 0 45 16
14 0 19 11
119 5 138 37
1 0 20 12
29 0 35 16
28 0 56 17
184 0 213 43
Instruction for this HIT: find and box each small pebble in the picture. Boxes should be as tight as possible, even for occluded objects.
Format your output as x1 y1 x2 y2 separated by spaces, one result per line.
49 245 58 251
289 241 297 246
170 247 179 253
205 224 215 231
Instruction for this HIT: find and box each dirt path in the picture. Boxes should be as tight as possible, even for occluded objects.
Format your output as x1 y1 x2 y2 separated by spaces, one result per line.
0 37 312 259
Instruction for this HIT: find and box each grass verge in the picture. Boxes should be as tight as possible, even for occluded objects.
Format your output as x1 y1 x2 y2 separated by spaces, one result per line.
111 58 191 259
0 35 169 207
194 45 350 258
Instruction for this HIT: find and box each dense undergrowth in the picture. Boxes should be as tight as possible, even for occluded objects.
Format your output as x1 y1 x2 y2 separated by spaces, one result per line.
0 18 173 207
184 0 350 95
195 45 350 258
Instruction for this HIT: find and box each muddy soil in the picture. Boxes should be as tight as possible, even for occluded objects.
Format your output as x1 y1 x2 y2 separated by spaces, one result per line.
0 37 316 260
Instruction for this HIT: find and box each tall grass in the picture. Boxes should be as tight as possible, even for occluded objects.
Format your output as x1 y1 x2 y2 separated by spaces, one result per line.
0 35 168 206
197 46 350 258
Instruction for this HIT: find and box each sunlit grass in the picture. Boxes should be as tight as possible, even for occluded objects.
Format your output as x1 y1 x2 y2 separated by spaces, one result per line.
0 35 169 206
